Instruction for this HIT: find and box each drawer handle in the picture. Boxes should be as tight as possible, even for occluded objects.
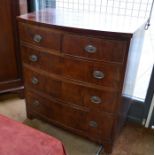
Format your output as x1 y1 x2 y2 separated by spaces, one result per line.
90 96 102 104
31 77 39 85
89 121 98 128
85 45 96 53
33 100 40 106
29 54 38 62
33 34 42 43
93 71 105 79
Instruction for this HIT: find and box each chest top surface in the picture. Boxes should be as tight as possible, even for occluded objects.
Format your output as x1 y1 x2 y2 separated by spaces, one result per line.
18 8 147 39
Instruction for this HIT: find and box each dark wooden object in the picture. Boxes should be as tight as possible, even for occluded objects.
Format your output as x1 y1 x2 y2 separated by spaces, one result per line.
0 0 27 96
18 8 146 153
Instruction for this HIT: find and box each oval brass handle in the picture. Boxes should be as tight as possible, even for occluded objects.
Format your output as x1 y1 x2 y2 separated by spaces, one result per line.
85 45 96 53
31 77 39 85
93 71 104 79
90 96 102 104
89 121 98 128
29 54 38 62
33 100 40 106
33 34 42 43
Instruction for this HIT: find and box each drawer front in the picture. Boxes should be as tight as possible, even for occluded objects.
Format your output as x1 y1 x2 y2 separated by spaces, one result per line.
19 23 61 50
22 46 62 75
26 91 88 132
63 34 127 63
26 91 115 141
64 57 122 89
24 67 119 113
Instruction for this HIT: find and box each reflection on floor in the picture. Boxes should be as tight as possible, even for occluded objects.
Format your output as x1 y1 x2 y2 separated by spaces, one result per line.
0 94 153 155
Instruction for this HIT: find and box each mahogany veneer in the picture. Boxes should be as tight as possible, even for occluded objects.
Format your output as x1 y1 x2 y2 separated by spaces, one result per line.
18 8 146 153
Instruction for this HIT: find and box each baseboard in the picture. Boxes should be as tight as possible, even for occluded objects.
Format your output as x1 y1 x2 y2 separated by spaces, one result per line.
123 96 145 124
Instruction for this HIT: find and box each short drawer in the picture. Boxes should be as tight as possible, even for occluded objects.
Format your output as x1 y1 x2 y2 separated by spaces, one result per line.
24 67 119 113
26 91 115 141
63 34 127 63
19 23 61 50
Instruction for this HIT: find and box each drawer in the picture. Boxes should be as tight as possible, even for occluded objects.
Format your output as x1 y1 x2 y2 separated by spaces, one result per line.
19 23 61 50
24 67 119 113
64 57 122 89
22 46 62 75
26 91 88 132
63 34 127 63
26 91 115 141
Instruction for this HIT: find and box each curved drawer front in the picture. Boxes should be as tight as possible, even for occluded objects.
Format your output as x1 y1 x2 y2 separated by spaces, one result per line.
26 91 115 141
19 23 61 50
26 91 88 132
24 67 119 113
63 33 127 63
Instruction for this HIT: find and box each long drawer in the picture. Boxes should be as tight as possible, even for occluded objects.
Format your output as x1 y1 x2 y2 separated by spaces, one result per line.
23 67 120 113
22 46 122 89
26 91 115 142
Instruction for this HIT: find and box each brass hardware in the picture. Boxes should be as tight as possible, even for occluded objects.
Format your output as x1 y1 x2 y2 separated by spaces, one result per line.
85 45 96 53
89 121 98 128
31 77 39 85
93 71 104 79
33 100 40 106
90 96 102 104
29 54 38 62
33 34 42 43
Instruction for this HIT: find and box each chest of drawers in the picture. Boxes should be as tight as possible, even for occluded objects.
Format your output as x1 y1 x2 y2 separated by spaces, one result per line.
18 8 145 153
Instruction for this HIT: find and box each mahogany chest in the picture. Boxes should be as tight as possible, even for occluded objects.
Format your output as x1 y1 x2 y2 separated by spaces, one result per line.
18 8 145 153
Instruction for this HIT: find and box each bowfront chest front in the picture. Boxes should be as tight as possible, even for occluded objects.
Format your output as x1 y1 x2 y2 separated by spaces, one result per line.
18 9 145 153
